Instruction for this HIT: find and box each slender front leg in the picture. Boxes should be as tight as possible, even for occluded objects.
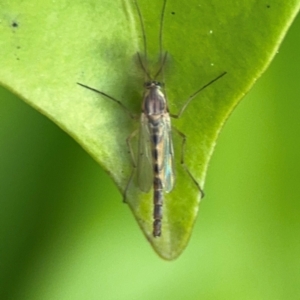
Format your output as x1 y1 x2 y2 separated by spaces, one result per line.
170 72 227 119
77 82 138 120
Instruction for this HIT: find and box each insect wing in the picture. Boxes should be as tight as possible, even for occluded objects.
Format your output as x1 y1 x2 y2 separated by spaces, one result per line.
161 116 175 193
137 114 153 192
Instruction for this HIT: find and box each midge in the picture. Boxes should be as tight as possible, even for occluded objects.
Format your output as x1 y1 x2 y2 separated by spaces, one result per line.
77 0 226 237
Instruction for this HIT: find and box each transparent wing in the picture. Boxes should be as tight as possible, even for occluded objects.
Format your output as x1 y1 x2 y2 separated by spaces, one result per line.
137 114 153 193
161 117 175 193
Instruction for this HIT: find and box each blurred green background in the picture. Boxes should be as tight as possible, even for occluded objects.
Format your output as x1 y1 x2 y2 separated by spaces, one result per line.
0 14 300 300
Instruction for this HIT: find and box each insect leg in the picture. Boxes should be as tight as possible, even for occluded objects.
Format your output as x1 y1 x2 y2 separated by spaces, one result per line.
123 129 139 203
77 82 137 120
172 126 204 198
170 72 227 119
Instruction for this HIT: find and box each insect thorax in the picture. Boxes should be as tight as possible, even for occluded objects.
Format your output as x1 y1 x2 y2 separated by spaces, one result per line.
143 81 168 116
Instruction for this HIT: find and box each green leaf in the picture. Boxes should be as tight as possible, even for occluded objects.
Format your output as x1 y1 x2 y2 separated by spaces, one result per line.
0 0 299 260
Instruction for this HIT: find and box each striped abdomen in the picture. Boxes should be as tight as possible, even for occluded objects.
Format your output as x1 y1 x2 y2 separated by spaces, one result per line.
148 114 174 237
151 117 164 237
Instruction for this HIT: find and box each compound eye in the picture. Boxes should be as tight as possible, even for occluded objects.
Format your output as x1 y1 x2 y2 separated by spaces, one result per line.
144 81 151 88
157 81 164 88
